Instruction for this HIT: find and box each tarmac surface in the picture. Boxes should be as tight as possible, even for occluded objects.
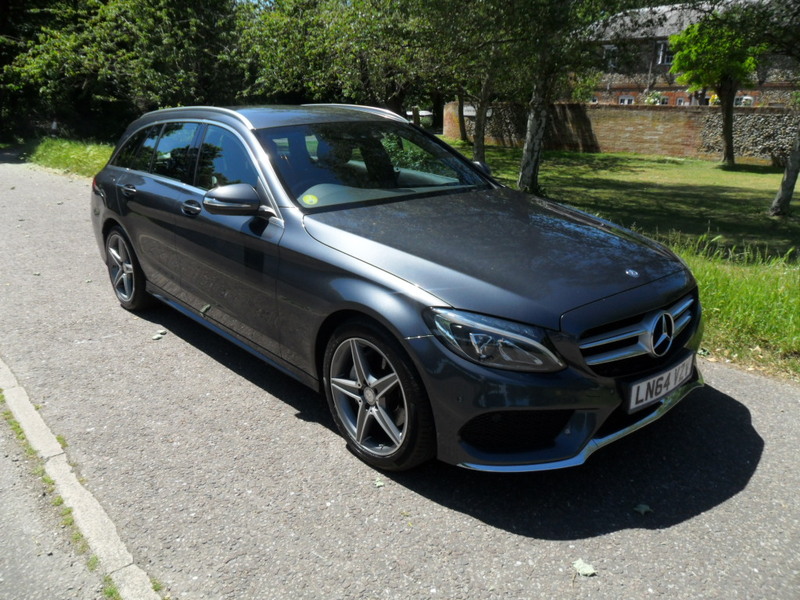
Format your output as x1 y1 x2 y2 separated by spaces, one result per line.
0 390 104 600
0 157 798 599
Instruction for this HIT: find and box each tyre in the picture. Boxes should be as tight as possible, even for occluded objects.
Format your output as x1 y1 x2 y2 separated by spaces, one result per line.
323 320 436 471
104 227 153 310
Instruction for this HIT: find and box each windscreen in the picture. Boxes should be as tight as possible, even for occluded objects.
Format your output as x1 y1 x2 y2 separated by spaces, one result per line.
256 120 489 210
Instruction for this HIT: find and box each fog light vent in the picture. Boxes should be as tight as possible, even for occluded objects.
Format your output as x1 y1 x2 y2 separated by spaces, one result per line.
459 410 573 454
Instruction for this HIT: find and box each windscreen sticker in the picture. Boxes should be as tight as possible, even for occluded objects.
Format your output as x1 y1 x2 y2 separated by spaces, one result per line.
301 194 319 206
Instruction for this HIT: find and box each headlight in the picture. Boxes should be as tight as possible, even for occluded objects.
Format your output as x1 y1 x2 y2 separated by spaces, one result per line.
424 308 565 372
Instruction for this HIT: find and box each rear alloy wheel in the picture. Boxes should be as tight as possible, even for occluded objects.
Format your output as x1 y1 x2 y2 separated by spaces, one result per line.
324 321 435 471
104 227 153 310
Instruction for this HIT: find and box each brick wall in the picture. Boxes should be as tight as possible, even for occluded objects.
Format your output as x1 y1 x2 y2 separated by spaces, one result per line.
443 102 800 161
576 105 707 157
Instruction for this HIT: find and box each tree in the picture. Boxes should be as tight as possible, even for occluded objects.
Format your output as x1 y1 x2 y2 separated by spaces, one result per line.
242 0 440 113
695 0 800 215
669 17 763 168
419 0 527 163
516 1 646 194
3 0 247 137
236 0 331 103
0 0 89 135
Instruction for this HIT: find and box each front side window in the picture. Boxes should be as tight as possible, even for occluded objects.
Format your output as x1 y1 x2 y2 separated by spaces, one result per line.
256 121 488 210
151 122 201 183
197 125 260 190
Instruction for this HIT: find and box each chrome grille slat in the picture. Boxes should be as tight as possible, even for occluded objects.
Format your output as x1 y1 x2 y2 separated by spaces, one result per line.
585 344 649 366
579 295 695 369
579 325 649 350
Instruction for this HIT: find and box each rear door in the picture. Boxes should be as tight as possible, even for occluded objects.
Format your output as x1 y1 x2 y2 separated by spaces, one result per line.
112 122 203 296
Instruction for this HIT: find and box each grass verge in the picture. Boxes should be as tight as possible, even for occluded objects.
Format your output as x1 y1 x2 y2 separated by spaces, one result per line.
27 137 113 177
676 240 799 380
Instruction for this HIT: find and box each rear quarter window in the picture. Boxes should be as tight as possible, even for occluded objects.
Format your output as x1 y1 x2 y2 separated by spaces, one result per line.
113 126 157 170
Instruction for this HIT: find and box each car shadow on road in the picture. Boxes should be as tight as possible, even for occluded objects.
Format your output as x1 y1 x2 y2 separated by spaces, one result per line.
133 304 333 430
391 387 763 540
134 305 762 541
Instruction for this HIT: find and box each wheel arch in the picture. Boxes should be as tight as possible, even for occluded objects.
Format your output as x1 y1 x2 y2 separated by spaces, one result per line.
313 309 407 391
101 217 126 244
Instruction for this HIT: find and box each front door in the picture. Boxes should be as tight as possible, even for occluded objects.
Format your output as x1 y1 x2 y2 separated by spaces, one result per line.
172 124 284 357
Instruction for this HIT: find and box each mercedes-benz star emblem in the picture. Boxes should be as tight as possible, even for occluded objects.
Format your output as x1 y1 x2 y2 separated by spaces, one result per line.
625 269 640 278
649 312 675 357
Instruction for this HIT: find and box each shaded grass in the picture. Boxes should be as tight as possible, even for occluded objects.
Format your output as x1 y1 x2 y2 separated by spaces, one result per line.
28 138 113 177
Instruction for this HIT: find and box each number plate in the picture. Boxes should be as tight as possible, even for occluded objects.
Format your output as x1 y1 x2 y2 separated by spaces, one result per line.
628 355 694 413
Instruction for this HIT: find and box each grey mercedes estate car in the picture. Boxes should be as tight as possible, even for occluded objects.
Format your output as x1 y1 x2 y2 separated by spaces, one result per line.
91 104 703 472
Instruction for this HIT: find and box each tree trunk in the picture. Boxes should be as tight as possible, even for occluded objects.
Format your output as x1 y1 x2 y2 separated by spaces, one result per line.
473 100 488 164
717 76 737 168
769 125 799 216
385 93 406 118
457 94 468 142
431 91 444 132
518 93 549 194
472 72 495 164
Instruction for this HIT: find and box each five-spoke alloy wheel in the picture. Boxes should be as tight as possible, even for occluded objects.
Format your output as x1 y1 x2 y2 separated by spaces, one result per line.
324 321 435 471
104 227 152 310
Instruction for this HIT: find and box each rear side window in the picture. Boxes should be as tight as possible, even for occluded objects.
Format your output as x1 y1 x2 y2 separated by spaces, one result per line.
151 122 201 183
113 125 159 171
197 125 260 190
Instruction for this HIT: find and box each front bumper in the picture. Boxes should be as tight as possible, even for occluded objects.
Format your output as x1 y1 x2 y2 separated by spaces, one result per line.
406 311 704 472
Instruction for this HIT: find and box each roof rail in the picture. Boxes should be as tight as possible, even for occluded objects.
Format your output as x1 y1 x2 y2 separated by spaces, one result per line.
302 103 408 123
140 106 256 129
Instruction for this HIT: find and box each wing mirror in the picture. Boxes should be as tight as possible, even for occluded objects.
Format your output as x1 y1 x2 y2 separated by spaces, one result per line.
473 161 492 176
203 183 273 217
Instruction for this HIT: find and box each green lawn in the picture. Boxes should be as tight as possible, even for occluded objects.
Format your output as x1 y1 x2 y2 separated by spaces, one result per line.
27 138 114 177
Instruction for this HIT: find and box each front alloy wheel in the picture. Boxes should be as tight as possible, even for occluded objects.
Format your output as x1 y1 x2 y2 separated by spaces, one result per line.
324 321 435 471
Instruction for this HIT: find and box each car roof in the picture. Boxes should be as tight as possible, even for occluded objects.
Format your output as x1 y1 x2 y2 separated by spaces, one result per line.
134 104 408 131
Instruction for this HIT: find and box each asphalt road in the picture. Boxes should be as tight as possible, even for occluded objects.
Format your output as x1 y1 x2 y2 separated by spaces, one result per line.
0 157 798 599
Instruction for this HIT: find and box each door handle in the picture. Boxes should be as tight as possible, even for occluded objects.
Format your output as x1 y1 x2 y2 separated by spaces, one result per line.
181 199 202 216
119 183 137 197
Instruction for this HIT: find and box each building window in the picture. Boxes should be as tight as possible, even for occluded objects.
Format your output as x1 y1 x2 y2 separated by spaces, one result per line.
656 41 673 65
734 96 754 107
660 96 669 105
603 45 618 70
619 95 635 105
676 97 685 106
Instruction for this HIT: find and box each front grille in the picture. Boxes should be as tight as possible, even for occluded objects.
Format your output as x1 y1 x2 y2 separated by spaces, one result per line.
578 293 697 378
459 410 573 454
